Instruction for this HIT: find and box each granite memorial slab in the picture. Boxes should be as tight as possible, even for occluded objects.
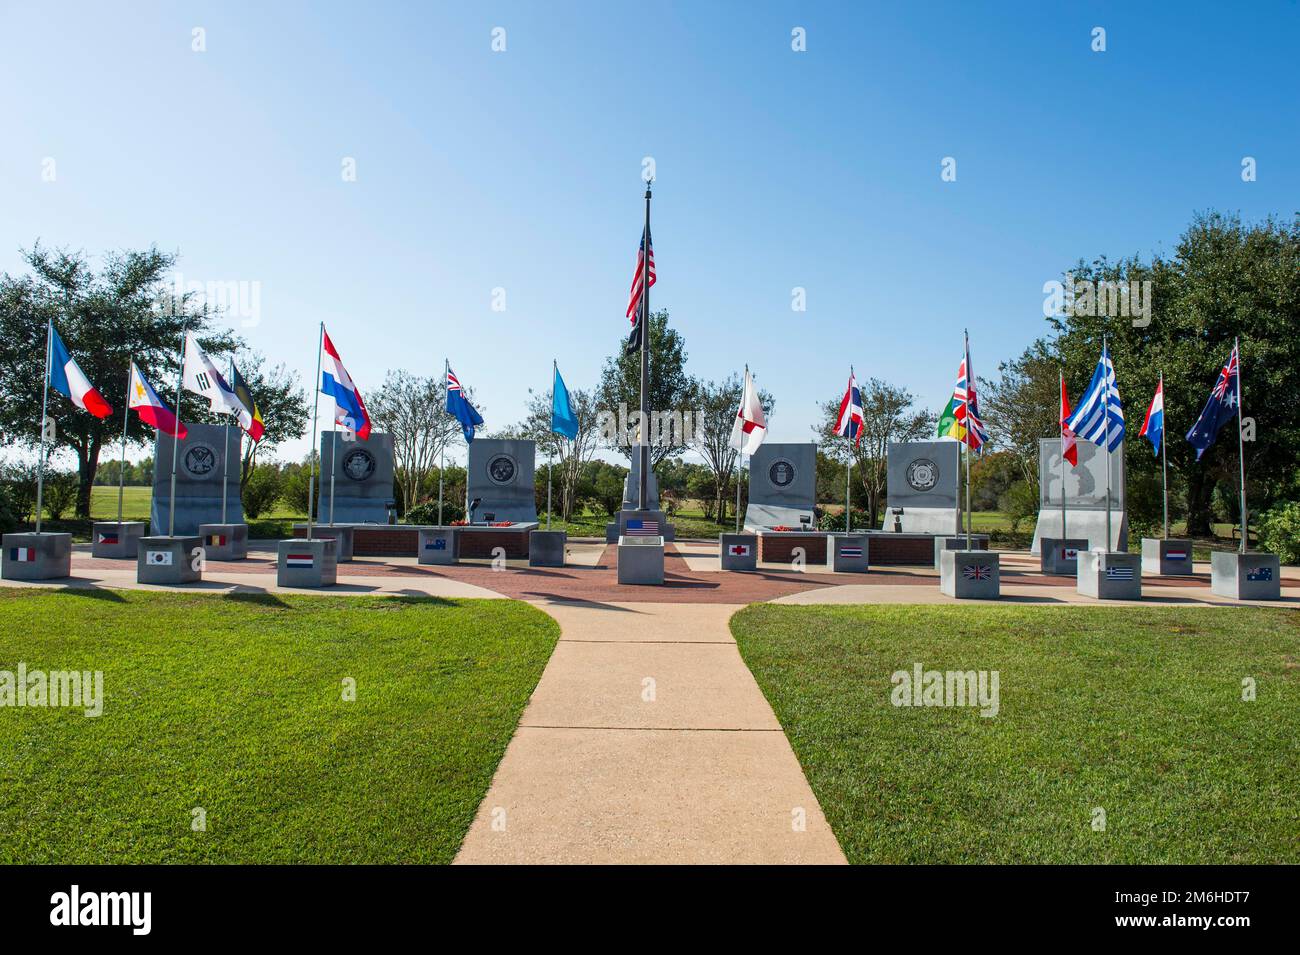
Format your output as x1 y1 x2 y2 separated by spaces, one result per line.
1141 538 1195 576
277 538 338 588
528 530 566 567
1210 551 1282 600
827 534 870 573
744 442 817 531
1039 537 1088 575
318 431 395 525
719 533 758 571
883 440 960 534
467 438 538 524
617 534 664 585
1077 550 1141 600
418 527 460 565
150 423 243 536
198 522 248 561
137 535 203 585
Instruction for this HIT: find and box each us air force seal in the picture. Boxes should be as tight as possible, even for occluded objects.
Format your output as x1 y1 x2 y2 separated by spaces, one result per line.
768 459 796 488
906 458 939 492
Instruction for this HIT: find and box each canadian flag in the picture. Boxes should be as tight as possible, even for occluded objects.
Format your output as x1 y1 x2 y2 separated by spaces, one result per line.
1060 370 1078 467
729 367 767 456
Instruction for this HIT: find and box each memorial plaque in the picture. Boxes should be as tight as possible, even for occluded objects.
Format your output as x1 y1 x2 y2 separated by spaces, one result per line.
744 443 817 530
620 452 660 511
150 423 243 536
467 439 537 524
318 431 395 524
883 440 960 534
1031 437 1127 553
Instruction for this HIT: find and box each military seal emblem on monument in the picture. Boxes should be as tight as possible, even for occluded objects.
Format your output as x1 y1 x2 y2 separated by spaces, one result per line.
768 459 796 488
487 454 518 486
341 447 376 482
183 444 218 479
906 458 939 492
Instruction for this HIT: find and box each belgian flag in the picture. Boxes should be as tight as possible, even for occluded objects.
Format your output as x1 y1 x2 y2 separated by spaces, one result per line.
230 363 265 442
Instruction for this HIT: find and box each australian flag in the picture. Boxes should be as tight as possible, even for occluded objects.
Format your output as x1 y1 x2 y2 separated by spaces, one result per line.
1186 344 1240 460
446 365 484 442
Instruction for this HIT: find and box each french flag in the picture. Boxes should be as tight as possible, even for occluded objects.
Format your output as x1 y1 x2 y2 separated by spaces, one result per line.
128 362 187 438
49 325 112 418
320 328 371 439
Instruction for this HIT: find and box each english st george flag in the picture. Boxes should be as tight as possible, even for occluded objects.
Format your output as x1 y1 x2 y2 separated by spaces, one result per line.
729 367 767 456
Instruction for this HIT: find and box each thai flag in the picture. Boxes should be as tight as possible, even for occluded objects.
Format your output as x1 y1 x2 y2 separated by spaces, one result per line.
1139 377 1164 456
320 328 371 439
10 547 35 562
286 552 314 569
835 370 864 446
128 362 187 438
841 545 864 559
49 325 112 418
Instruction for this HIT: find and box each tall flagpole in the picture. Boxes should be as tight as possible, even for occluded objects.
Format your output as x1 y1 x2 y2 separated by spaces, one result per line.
1060 369 1067 545
438 358 447 525
963 330 972 551
547 359 555 531
221 358 231 525
329 429 337 526
117 364 131 524
1102 334 1112 553
845 366 853 534
1235 338 1247 554
34 319 53 534
306 322 323 541
735 365 746 533
637 182 651 512
168 329 186 537
1160 371 1169 539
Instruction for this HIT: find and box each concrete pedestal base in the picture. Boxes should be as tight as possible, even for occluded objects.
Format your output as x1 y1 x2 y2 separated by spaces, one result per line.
719 533 757 571
1141 537 1194 576
1210 551 1281 600
137 536 203 585
294 524 354 561
1040 538 1088 576
277 538 338 588
606 510 675 543
92 522 146 559
417 528 459 565
617 535 664 585
939 550 1000 599
1077 551 1141 599
528 530 566 567
198 523 248 561
2 532 72 580
827 534 870 573
933 534 990 570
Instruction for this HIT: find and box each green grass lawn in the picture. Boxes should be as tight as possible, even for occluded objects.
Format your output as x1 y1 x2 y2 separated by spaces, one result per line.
0 589 558 864
732 604 1300 864
537 505 731 539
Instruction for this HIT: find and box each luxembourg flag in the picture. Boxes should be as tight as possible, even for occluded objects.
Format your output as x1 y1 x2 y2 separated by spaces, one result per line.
320 327 371 439
128 362 187 438
49 325 112 418
1139 376 1164 456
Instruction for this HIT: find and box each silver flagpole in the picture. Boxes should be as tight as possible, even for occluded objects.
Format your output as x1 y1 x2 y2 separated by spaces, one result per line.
735 365 746 533
438 358 447 526
1160 371 1169 539
1102 335 1112 553
846 366 853 535
1235 339 1247 554
34 319 53 534
963 330 972 550
637 183 651 512
329 429 337 526
168 329 186 537
117 362 131 525
547 359 555 531
1060 369 1067 545
306 323 323 541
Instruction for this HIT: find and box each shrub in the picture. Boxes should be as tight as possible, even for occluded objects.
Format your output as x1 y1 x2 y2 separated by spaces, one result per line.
404 501 465 525
42 470 79 520
1256 501 1300 565
818 507 871 532
1 462 38 522
280 465 314 518
241 464 284 520
998 480 1039 533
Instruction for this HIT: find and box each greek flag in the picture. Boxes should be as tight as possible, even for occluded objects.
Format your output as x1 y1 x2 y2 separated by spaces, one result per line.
1064 343 1125 452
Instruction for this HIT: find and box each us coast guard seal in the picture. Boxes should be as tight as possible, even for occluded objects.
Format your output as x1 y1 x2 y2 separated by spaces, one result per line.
906 458 939 492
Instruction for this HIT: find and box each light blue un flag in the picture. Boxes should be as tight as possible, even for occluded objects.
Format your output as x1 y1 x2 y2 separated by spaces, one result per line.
551 363 579 440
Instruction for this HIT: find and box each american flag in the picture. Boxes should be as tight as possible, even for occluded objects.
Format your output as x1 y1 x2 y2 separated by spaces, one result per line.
626 227 655 322
626 518 659 536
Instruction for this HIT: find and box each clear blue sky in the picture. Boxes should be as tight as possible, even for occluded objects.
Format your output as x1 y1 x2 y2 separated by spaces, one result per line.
2 0 1296 464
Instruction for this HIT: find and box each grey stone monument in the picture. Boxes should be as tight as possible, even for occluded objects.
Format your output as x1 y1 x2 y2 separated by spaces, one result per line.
744 443 818 531
277 538 337 588
467 439 537 524
137 535 203 585
934 534 990 570
827 534 870 573
719 533 758 571
606 453 676 543
1032 437 1127 553
319 431 395 525
620 452 660 510
1039 538 1088 575
1077 550 1141 600
528 530 566 567
617 534 664 585
1210 552 1281 600
1141 538 1195 576
939 550 1000 599
1 532 72 581
418 527 459 565
150 423 243 536
92 521 146 559
882 441 960 534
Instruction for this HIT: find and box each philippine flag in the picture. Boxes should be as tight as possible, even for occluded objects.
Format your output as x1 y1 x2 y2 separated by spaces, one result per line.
1139 376 1164 456
49 325 112 418
320 328 371 439
128 362 187 438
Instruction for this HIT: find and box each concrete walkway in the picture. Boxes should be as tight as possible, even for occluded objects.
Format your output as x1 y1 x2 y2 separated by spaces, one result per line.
454 600 846 864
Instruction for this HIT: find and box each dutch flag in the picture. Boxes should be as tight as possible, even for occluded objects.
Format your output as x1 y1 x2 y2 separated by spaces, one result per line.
320 327 371 439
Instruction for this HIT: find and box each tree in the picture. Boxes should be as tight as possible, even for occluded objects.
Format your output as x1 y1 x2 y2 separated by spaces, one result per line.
979 341 1061 489
595 310 695 467
367 370 464 514
815 378 933 526
500 384 601 521
0 244 237 517
231 352 308 490
692 373 774 525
